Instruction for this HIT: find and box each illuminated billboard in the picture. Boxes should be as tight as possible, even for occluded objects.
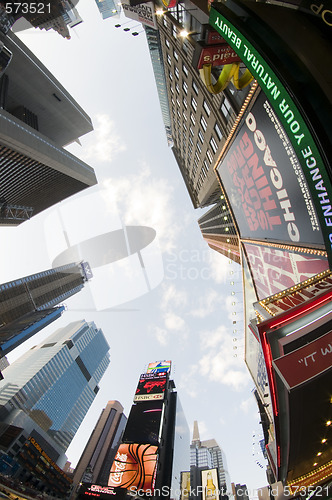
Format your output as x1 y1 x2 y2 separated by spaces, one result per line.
122 400 163 446
201 469 219 500
180 472 191 500
256 270 332 319
244 242 329 300
147 360 171 374
108 443 158 491
210 2 332 266
134 372 167 402
216 91 324 248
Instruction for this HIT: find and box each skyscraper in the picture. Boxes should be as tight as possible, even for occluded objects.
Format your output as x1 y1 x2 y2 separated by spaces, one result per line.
0 262 93 359
0 30 96 226
0 320 110 461
72 400 127 492
190 421 231 500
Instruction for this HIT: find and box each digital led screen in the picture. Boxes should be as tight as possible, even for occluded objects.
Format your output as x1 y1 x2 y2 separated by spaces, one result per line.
108 443 158 491
147 360 171 374
134 373 167 402
122 400 163 446
216 92 323 247
244 242 329 300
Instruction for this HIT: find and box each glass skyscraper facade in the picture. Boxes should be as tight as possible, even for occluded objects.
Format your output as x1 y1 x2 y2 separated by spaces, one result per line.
190 421 232 498
0 320 110 453
0 262 91 358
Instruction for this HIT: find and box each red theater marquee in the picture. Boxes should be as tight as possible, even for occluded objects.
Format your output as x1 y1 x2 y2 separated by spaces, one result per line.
273 329 332 390
216 92 324 248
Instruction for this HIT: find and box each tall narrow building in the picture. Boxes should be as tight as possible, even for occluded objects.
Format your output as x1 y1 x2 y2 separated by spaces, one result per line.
72 400 127 493
190 421 231 500
0 262 93 359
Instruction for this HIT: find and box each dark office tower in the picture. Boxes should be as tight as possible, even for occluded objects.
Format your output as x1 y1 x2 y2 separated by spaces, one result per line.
0 262 92 359
232 483 249 500
104 361 190 499
72 401 127 492
144 7 251 208
0 30 96 226
190 421 231 500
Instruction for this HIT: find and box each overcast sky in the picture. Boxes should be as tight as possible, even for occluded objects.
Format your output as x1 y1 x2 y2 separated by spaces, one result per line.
1 0 268 495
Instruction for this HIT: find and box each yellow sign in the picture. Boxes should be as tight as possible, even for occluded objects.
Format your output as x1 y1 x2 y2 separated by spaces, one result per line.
199 63 253 94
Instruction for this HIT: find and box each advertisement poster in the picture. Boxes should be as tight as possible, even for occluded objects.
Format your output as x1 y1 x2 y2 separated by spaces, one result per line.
244 242 329 300
216 93 324 246
134 372 167 402
108 443 158 491
201 468 219 500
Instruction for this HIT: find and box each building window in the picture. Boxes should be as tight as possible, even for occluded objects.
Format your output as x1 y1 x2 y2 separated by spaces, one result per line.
189 127 194 137
200 115 207 131
173 49 179 61
214 122 223 140
177 98 181 107
198 129 204 143
203 100 211 116
202 159 209 176
176 83 180 94
210 136 218 154
182 81 188 94
174 66 179 79
196 141 202 153
206 149 213 163
190 113 196 125
163 17 168 28
191 97 197 112
167 54 172 66
165 38 170 48
169 71 173 81
183 112 188 121
183 97 188 109
192 80 199 94
221 97 232 118
172 24 177 38
183 64 188 76
170 86 174 94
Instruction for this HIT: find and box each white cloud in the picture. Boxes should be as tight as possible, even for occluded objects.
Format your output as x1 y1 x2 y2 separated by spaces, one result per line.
178 365 199 399
190 288 224 318
199 325 251 391
207 251 242 285
164 311 186 332
80 114 126 163
154 327 169 346
160 283 188 311
102 165 180 253
240 397 255 414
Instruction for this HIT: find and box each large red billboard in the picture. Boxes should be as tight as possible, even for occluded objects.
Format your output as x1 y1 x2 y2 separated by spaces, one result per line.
244 242 329 300
216 92 324 247
273 329 332 390
134 373 167 402
108 443 158 491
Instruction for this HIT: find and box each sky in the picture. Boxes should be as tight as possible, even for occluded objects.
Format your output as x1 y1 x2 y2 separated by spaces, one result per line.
0 0 268 495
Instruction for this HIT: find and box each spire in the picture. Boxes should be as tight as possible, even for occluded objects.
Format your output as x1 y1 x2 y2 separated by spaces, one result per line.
192 420 201 444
